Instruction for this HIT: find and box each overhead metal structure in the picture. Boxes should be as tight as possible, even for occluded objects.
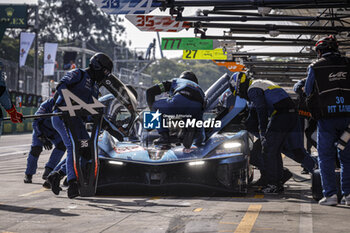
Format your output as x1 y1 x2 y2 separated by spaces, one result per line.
190 22 350 35
162 0 350 8
158 0 350 85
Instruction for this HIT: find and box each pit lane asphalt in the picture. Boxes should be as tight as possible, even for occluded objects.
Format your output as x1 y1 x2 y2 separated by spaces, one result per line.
0 133 349 233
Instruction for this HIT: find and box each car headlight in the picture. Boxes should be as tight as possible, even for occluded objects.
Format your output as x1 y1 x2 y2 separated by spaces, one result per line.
223 142 242 149
188 160 205 166
109 161 124 166
214 140 242 154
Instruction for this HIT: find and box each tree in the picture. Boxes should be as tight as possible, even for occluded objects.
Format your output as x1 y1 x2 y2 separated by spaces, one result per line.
145 58 230 90
38 0 124 45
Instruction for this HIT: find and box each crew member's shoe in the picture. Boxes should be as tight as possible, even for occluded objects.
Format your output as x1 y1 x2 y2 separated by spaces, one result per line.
319 194 338 206
42 167 53 180
301 167 309 174
24 174 32 183
281 168 293 185
63 177 68 187
257 184 284 194
47 171 64 195
250 177 267 187
67 180 79 199
42 180 51 189
341 194 350 206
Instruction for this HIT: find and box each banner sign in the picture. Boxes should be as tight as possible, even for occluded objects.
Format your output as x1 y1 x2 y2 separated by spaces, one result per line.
161 37 217 50
126 15 190 32
19 32 35 67
0 5 27 28
92 0 160 15
183 48 227 60
44 43 58 76
213 61 246 72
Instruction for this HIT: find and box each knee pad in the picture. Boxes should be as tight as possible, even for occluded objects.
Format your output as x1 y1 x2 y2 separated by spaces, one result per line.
292 148 306 163
30 146 42 158
55 141 66 152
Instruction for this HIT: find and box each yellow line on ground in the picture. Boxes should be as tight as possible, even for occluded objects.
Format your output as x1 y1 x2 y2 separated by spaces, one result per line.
254 194 264 199
193 208 202 212
149 196 161 200
19 188 47 197
219 222 239 225
234 205 262 233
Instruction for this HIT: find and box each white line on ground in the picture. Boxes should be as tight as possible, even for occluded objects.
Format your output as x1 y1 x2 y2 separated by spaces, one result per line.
0 151 28 157
0 144 31 149
299 192 313 233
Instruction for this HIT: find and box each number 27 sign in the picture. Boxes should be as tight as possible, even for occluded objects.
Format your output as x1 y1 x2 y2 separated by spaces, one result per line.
126 15 190 32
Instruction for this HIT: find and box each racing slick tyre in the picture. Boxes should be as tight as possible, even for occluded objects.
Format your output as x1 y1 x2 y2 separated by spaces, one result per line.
311 169 342 202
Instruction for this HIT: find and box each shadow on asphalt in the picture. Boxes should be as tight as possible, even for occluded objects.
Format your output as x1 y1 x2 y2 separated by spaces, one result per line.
0 204 79 216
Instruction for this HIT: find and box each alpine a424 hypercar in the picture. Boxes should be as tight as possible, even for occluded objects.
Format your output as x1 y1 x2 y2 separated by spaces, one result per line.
96 73 254 195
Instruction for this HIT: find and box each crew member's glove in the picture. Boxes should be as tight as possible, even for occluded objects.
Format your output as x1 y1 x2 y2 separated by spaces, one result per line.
6 105 23 123
38 135 53 150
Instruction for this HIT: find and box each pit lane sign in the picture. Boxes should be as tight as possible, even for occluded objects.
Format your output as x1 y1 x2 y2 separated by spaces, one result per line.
92 0 160 14
0 5 27 28
126 15 190 32
183 48 227 60
162 37 220 50
213 61 246 72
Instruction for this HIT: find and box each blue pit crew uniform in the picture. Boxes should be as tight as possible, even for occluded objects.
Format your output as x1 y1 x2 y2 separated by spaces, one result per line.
293 79 317 153
305 52 350 198
146 78 205 143
25 98 66 176
52 69 99 183
247 80 309 186
245 106 317 174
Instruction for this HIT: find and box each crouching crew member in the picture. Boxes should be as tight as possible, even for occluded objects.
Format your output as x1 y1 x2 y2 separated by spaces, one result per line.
305 35 350 206
231 72 314 194
24 97 66 184
146 71 205 146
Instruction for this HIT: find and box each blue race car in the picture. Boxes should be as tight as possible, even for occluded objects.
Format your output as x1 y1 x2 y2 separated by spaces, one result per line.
96 74 254 194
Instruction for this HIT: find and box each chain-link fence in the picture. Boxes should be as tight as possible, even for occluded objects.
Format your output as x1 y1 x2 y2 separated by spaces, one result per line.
0 58 43 95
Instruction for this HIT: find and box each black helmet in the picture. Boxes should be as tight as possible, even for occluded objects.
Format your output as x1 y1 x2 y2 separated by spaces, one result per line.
315 35 339 54
179 71 198 84
89 53 113 83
